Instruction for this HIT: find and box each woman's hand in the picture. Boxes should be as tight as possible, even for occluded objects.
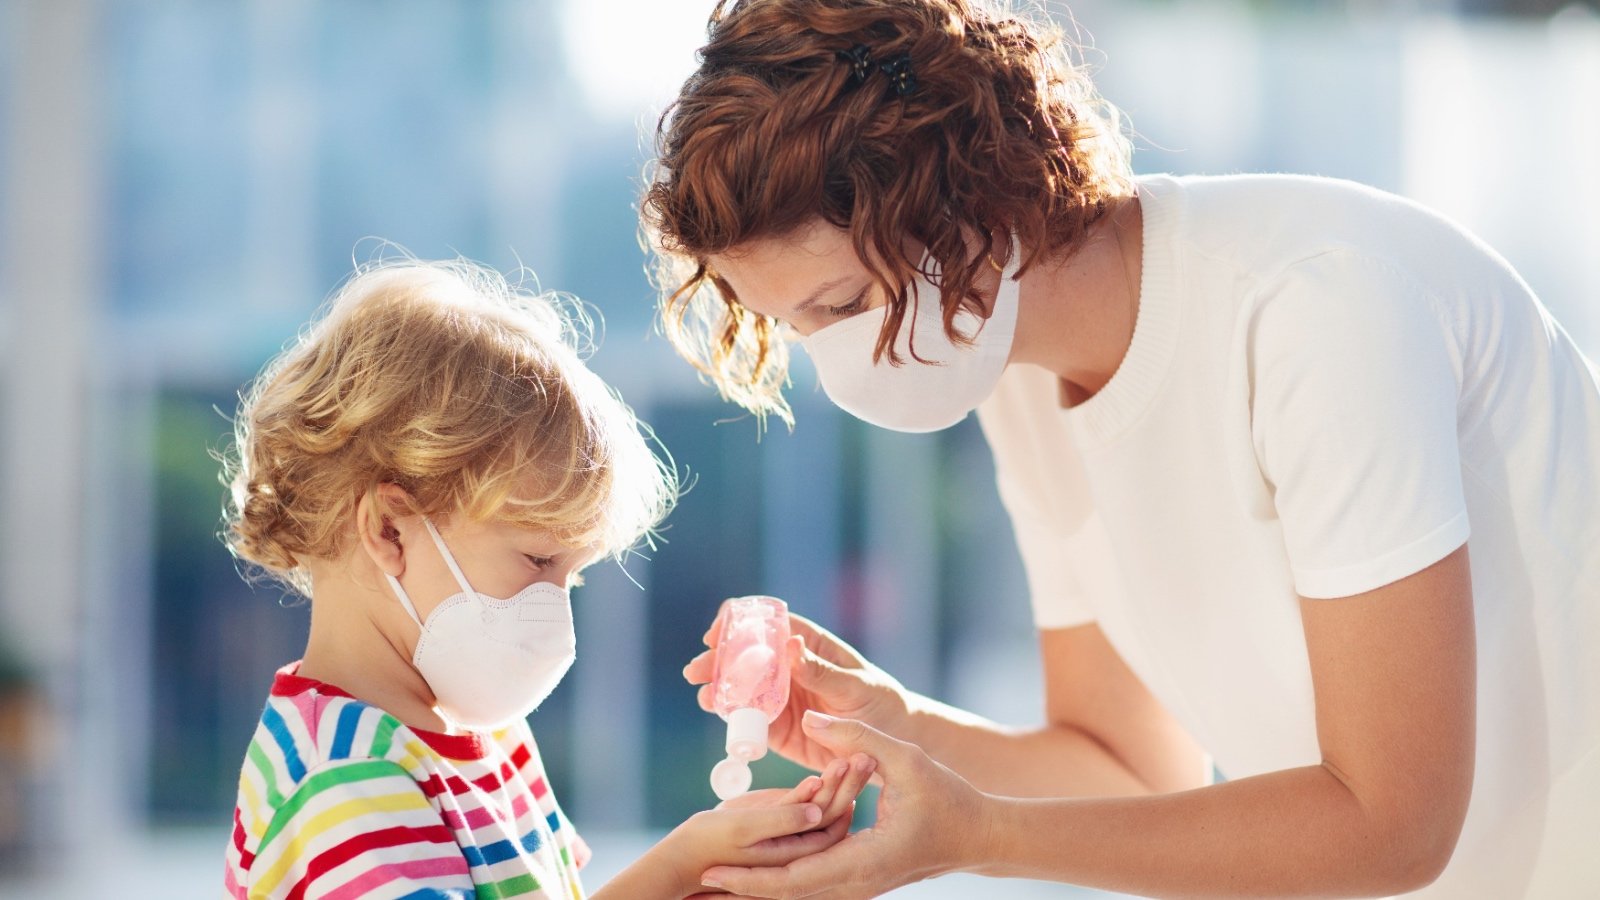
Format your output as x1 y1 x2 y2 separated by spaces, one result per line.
697 711 992 899
684 607 914 775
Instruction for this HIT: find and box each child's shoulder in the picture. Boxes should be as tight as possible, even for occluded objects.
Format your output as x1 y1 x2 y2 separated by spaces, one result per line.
237 665 426 807
226 666 583 897
238 664 553 795
227 675 425 883
241 687 402 799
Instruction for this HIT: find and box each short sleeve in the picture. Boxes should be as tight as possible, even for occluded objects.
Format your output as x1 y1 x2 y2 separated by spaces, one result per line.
504 722 590 874
1249 249 1470 599
246 758 473 899
978 366 1115 628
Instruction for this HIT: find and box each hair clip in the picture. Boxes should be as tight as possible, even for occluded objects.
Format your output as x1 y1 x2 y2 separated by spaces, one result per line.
878 53 917 97
837 44 874 84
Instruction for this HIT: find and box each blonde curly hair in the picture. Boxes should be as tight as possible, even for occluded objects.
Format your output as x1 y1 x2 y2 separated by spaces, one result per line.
220 258 676 596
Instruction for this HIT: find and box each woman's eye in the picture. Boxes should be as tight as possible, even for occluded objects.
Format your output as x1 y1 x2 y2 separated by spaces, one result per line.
524 554 556 570
825 291 867 318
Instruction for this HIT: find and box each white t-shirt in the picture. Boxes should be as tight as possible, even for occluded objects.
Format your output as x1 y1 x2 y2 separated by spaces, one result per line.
977 173 1600 898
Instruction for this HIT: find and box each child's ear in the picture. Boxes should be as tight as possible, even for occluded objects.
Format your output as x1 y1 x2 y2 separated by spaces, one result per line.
355 483 415 578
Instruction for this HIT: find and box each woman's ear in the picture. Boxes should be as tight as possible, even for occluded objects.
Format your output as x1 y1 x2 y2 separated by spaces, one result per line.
355 483 414 578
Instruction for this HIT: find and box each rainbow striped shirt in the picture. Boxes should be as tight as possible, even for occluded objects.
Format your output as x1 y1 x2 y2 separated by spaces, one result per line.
224 662 586 899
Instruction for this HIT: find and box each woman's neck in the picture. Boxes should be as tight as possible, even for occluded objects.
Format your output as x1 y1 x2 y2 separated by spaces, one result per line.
297 560 459 734
1010 195 1144 406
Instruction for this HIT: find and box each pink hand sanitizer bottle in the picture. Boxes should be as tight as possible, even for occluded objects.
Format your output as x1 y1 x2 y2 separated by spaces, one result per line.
709 595 791 801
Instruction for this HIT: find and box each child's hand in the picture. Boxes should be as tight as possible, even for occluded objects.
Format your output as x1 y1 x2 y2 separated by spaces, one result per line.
659 755 876 898
654 801 828 899
715 751 876 836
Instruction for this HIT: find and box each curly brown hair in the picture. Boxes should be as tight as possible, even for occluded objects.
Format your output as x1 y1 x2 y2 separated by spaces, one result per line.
220 259 676 596
641 0 1132 423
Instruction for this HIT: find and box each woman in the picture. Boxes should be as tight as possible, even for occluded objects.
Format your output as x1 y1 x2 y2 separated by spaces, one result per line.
643 1 1600 897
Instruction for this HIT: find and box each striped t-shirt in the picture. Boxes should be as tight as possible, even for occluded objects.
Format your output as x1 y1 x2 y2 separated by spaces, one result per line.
224 662 586 899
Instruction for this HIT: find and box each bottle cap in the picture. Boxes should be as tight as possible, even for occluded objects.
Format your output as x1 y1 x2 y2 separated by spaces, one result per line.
725 707 769 761
710 756 753 801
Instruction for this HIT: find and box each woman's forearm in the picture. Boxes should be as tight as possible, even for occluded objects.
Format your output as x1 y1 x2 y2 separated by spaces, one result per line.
964 763 1452 898
901 695 1155 798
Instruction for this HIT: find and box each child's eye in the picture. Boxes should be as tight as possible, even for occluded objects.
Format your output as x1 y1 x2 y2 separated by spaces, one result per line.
524 554 556 570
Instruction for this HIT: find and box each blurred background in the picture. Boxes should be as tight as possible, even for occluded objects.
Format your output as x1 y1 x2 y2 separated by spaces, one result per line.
1 0 1596 896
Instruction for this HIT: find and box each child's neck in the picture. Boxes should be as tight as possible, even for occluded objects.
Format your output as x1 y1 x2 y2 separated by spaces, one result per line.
297 562 462 735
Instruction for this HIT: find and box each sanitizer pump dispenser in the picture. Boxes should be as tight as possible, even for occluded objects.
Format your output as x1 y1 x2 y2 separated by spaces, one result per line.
708 595 791 801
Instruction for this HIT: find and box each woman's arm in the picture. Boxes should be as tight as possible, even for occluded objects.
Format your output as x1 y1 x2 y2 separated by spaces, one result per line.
903 622 1210 797
687 613 1208 799
972 545 1476 896
701 546 1476 899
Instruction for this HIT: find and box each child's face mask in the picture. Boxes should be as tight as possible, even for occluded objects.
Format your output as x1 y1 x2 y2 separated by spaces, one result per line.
798 251 1020 433
385 519 576 730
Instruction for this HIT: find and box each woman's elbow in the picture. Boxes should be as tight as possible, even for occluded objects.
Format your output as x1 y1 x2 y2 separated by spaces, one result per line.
1379 801 1469 894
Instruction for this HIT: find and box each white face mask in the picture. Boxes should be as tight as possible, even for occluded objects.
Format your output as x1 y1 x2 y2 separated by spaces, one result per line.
799 252 1021 433
386 520 576 730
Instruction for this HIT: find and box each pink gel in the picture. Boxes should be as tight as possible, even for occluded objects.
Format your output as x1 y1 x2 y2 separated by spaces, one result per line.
708 595 791 799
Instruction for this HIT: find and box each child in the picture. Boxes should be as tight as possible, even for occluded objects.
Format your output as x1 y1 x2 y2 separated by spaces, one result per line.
220 259 872 899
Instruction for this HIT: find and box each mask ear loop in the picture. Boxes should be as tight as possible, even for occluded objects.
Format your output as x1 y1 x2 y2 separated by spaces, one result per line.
385 573 425 627
422 518 477 596
378 515 428 627
383 518 478 627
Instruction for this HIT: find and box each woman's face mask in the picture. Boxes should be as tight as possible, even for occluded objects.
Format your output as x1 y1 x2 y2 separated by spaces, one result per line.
798 253 1021 433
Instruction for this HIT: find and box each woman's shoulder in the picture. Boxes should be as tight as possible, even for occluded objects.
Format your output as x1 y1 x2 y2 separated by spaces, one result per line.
1140 171 1518 305
1140 171 1399 205
1142 172 1426 247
